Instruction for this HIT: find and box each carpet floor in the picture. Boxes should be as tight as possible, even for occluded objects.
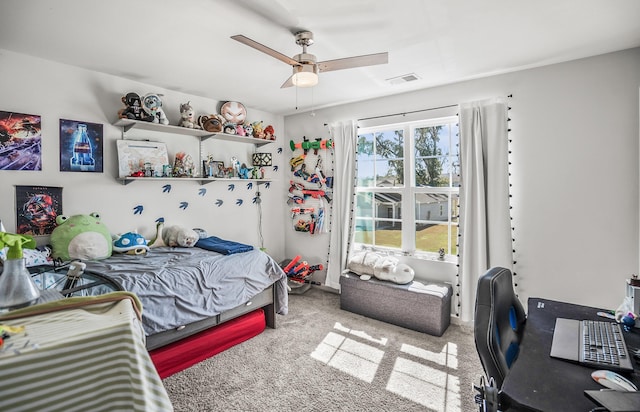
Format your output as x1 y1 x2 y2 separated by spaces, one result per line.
163 287 484 412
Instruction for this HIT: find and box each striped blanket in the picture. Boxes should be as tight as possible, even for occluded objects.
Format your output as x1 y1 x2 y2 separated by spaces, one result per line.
0 293 173 411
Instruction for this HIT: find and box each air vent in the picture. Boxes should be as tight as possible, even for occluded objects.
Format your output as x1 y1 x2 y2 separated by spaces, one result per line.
386 73 421 85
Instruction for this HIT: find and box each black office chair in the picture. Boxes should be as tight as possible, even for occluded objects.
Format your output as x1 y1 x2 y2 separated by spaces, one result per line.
473 267 527 412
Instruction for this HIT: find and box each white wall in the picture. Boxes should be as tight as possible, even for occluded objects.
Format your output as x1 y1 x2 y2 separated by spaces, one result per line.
284 48 640 313
0 50 287 260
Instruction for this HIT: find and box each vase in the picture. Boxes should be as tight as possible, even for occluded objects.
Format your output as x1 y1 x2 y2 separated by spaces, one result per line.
0 258 40 310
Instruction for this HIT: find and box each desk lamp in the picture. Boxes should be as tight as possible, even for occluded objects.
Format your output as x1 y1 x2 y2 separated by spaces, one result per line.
0 232 41 310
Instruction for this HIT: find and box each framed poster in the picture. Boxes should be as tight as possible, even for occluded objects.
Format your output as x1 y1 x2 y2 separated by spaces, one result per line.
60 119 103 172
0 111 42 171
15 185 63 236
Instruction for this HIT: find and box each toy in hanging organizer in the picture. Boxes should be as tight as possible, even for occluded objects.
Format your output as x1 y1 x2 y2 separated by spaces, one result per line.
290 207 314 218
289 154 306 171
291 206 325 235
288 180 332 203
290 136 334 155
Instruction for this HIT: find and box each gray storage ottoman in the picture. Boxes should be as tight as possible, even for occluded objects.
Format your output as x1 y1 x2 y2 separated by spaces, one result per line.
339 272 452 336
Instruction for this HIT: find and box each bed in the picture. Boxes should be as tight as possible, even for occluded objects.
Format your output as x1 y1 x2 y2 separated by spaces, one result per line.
80 246 288 351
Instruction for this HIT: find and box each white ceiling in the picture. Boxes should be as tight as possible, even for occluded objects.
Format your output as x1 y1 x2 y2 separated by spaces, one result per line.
1 0 639 116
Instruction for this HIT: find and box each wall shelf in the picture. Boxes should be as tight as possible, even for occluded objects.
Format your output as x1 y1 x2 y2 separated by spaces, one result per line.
116 177 272 186
113 118 272 147
114 118 274 185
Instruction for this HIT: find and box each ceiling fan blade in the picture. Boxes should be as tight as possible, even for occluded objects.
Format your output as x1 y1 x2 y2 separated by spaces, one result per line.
231 35 300 66
318 52 388 73
280 75 294 88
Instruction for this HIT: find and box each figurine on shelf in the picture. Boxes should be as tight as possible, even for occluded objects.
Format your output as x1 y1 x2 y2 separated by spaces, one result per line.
235 124 246 136
238 163 251 179
118 92 154 122
230 156 241 177
173 152 195 177
141 93 169 125
178 101 200 129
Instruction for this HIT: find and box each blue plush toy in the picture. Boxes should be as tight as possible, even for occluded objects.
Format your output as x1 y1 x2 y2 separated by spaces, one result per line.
113 232 149 255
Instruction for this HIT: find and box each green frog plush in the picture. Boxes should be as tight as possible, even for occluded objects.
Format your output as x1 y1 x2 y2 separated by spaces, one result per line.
50 213 112 261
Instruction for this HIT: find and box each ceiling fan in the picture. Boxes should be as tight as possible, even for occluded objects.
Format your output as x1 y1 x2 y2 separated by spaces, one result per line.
231 31 388 88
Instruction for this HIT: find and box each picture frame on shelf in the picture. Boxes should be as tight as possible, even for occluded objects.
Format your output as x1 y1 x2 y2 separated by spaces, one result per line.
211 161 226 178
116 140 169 178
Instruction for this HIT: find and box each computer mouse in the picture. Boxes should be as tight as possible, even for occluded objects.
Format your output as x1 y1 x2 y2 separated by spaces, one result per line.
592 370 638 392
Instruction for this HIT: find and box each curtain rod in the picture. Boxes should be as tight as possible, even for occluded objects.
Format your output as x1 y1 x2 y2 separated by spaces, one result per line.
356 95 513 123
357 104 457 122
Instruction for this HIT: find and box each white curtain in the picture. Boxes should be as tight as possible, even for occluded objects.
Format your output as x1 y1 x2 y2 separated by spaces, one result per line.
325 120 357 289
458 97 512 322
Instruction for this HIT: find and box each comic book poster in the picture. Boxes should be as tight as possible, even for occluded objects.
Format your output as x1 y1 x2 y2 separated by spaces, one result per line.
59 119 103 172
0 111 42 171
15 186 62 236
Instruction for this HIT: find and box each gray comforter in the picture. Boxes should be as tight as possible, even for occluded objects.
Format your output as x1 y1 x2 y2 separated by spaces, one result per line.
84 247 288 335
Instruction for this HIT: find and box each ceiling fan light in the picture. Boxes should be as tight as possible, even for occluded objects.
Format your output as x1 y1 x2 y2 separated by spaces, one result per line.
292 65 318 87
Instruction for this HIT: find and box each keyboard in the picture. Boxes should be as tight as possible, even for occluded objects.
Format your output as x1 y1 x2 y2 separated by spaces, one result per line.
580 319 632 370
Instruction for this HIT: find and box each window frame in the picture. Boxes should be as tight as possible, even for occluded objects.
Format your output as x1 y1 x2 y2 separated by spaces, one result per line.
355 115 459 259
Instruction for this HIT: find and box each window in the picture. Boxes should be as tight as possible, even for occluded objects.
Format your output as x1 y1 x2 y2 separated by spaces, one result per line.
354 116 459 257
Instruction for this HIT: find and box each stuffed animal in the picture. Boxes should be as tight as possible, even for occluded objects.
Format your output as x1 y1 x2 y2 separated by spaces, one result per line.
223 122 237 134
347 250 415 284
141 93 169 125
244 123 254 137
118 92 154 121
235 124 246 136
50 213 112 261
162 225 199 247
197 114 224 132
178 101 200 129
148 220 167 248
251 121 265 139
264 125 276 140
112 232 149 255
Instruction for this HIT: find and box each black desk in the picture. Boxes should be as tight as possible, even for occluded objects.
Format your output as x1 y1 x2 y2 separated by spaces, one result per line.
501 298 640 412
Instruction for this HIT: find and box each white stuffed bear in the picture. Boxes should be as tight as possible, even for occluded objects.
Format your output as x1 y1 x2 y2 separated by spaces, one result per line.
162 225 199 247
148 221 198 248
347 250 415 284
